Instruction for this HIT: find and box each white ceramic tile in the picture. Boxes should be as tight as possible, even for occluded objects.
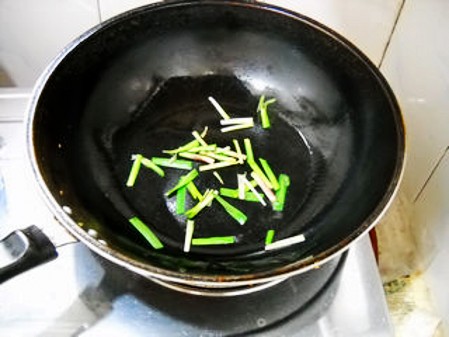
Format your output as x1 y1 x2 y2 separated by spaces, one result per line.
381 0 449 202
261 0 403 65
99 0 159 21
0 0 100 87
412 149 449 332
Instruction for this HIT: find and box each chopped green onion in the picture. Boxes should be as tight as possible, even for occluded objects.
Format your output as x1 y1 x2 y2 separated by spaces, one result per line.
192 130 208 147
259 158 280 191
265 230 275 245
251 171 276 202
126 154 143 187
191 236 236 245
232 139 244 164
185 190 217 219
163 139 200 155
257 96 276 129
213 171 225 185
179 152 215 164
237 173 246 200
199 151 236 162
248 160 273 189
200 126 209 138
220 117 254 125
273 174 290 211
243 138 254 163
151 157 193 170
141 157 165 177
219 188 260 202
183 219 195 252
264 233 305 251
187 145 217 153
221 123 254 133
241 174 266 206
208 96 230 119
186 181 203 200
176 186 187 214
199 160 239 172
165 169 199 196
215 195 248 225
129 216 163 249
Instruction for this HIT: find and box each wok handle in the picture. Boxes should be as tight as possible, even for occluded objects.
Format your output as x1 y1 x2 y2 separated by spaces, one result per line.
0 225 58 284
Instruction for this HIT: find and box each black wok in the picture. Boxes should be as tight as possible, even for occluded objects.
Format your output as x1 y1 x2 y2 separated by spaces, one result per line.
0 0 404 294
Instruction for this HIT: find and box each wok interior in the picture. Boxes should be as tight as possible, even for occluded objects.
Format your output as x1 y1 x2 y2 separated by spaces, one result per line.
32 2 403 278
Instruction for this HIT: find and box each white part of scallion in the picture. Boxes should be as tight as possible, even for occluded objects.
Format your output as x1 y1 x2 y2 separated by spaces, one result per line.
213 171 225 185
208 96 230 119
192 130 208 147
251 171 276 202
220 123 254 133
220 117 254 126
241 174 266 206
264 234 306 251
183 220 195 253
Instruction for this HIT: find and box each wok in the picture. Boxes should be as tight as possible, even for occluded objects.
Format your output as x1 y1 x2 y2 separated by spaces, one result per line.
0 0 404 295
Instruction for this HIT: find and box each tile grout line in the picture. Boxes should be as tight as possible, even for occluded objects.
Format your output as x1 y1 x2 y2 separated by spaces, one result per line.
378 0 407 68
413 146 449 203
96 0 103 23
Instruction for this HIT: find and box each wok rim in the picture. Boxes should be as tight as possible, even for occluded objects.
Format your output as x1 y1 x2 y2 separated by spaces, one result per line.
25 0 406 287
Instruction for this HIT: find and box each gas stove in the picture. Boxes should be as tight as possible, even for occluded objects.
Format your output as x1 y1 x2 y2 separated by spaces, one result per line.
0 91 393 336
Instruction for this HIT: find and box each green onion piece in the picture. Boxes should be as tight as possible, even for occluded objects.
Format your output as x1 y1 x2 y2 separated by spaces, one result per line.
259 158 280 191
241 174 267 206
128 216 163 249
199 151 236 162
200 126 209 138
258 96 276 129
250 171 276 202
140 157 165 177
215 195 248 225
243 138 254 163
219 188 260 202
232 139 244 163
237 174 245 200
179 152 215 164
265 230 275 245
151 157 193 170
265 233 305 251
248 160 273 189
186 181 203 200
176 186 187 214
184 190 217 219
213 171 225 185
165 169 199 196
183 219 195 252
273 174 291 211
126 154 143 187
221 123 254 133
163 139 200 155
192 130 208 147
208 96 230 119
187 145 217 153
199 160 239 172
243 179 258 192
191 236 236 246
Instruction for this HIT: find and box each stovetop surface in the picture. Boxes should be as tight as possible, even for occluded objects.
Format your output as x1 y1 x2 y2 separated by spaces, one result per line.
0 92 393 337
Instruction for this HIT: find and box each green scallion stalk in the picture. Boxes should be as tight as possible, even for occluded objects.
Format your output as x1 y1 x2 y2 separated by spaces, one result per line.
191 236 236 245
192 130 208 147
219 188 260 202
248 160 273 190
163 139 200 155
151 157 193 170
215 195 248 225
186 181 203 200
265 229 275 245
141 157 165 177
259 158 280 191
258 96 276 129
273 174 291 211
126 154 143 187
176 186 187 215
243 138 254 163
184 190 217 219
165 169 199 196
128 216 163 249
186 145 217 153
